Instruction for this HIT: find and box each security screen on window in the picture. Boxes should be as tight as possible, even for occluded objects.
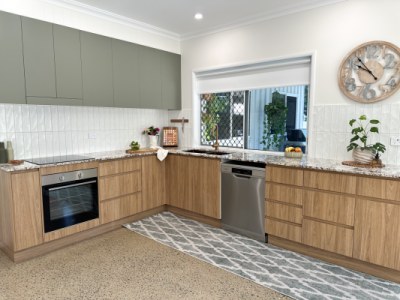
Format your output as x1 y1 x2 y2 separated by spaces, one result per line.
200 85 308 152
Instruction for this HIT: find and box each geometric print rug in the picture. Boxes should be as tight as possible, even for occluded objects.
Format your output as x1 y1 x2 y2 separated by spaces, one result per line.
124 212 400 300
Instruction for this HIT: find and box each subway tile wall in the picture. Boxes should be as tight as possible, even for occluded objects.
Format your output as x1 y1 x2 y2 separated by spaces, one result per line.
169 103 400 166
0 104 169 159
168 109 193 148
310 103 400 165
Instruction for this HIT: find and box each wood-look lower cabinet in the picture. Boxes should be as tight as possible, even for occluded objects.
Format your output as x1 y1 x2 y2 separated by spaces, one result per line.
267 166 400 275
166 155 221 219
0 170 43 252
265 166 304 243
141 156 166 211
98 157 142 224
354 198 400 270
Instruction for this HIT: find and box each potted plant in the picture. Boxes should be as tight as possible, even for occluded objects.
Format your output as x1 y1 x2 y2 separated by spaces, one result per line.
347 115 386 164
142 126 160 148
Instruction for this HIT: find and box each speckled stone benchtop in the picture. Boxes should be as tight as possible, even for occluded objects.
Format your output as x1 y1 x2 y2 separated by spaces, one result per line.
1 148 400 179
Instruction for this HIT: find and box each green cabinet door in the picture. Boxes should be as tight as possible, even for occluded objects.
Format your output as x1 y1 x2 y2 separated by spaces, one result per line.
0 11 26 104
81 32 114 107
161 51 181 110
53 25 83 100
112 39 140 108
22 17 56 98
139 46 162 109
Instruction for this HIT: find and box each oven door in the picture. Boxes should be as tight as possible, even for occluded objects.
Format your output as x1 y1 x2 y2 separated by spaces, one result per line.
42 177 99 233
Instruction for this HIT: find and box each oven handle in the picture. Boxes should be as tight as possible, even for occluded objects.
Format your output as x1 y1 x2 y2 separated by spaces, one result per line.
47 180 97 192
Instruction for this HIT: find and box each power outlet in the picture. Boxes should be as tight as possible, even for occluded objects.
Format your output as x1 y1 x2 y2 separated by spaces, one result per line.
390 137 400 146
88 132 96 139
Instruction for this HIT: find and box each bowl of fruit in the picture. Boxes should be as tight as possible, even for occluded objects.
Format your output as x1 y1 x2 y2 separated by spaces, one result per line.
284 146 303 158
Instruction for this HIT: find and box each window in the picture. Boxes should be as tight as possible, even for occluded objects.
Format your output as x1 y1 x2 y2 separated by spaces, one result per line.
196 56 311 152
200 85 309 152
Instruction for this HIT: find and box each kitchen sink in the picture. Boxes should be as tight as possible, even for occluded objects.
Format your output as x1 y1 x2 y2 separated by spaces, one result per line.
183 149 231 156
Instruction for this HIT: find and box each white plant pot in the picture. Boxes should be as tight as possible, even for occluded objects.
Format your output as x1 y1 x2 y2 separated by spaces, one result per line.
352 148 375 164
148 135 158 149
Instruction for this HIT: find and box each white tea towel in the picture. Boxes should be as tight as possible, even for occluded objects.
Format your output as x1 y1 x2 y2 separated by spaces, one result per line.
157 148 168 161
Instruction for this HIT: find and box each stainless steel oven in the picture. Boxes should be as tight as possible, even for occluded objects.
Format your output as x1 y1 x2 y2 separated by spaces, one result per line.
41 169 99 233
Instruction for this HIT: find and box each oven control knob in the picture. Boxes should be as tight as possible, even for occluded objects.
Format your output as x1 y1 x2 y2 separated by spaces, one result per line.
77 172 82 179
59 176 65 182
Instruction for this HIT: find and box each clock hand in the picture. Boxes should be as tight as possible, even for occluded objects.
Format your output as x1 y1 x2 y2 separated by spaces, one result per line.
355 64 369 72
357 57 378 80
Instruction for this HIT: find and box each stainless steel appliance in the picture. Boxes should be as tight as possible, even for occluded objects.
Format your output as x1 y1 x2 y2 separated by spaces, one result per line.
41 168 99 233
221 160 266 242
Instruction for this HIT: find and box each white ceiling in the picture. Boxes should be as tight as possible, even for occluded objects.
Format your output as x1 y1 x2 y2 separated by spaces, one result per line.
64 0 346 39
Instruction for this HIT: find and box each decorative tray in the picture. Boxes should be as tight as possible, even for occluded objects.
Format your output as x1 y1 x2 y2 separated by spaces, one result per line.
125 148 158 154
342 160 384 168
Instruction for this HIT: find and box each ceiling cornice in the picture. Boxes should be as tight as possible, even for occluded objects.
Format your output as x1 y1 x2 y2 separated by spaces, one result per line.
41 0 347 42
181 0 348 40
41 0 181 41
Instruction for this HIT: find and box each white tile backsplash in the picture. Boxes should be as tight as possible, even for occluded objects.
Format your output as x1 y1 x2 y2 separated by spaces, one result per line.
0 104 169 159
311 103 400 165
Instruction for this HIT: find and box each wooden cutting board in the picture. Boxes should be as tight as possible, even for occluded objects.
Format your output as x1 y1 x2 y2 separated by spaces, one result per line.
126 148 158 154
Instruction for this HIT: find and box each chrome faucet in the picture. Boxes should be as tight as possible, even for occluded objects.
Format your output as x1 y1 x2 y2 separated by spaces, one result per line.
212 124 220 151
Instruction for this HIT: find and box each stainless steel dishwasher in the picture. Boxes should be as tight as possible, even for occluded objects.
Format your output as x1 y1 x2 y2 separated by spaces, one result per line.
221 160 266 242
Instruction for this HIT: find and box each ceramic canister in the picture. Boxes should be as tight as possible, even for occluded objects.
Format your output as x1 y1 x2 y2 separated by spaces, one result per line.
6 141 14 162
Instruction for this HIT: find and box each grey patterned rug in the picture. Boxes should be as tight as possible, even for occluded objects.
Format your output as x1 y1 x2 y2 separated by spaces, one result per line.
124 212 400 300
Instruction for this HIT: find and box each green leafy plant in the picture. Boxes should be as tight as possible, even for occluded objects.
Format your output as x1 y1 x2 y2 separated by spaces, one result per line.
261 92 288 150
347 115 386 157
201 93 229 142
130 140 140 151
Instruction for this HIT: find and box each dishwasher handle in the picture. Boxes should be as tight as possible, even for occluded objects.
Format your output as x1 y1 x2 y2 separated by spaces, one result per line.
232 168 252 176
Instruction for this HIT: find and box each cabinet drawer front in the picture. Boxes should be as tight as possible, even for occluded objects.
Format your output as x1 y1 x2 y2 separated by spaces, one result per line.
304 170 356 194
303 190 355 226
265 218 302 243
266 166 303 186
302 219 353 257
99 172 141 201
357 177 400 202
266 183 303 206
266 201 302 224
100 193 142 224
99 158 141 176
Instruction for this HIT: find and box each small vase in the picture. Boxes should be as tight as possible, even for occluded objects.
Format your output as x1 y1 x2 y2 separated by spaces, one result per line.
148 135 158 149
352 148 375 164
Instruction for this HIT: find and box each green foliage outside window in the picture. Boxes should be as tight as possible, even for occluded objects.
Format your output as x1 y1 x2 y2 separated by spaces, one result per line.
261 91 288 150
201 93 229 142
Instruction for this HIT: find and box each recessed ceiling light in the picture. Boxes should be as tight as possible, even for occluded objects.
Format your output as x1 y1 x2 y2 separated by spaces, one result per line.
194 13 203 20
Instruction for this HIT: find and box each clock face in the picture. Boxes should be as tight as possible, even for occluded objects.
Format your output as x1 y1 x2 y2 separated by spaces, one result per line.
338 41 400 103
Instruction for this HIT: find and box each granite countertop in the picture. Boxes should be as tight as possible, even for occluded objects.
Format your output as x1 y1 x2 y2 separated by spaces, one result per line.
2 147 400 179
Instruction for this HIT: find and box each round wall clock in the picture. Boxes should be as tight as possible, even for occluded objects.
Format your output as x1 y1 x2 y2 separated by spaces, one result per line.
338 41 400 103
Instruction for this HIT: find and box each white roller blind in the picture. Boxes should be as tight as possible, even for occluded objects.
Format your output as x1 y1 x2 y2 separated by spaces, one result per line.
195 56 311 93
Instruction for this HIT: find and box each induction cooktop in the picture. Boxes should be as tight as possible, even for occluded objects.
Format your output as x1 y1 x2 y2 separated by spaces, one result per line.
25 155 94 165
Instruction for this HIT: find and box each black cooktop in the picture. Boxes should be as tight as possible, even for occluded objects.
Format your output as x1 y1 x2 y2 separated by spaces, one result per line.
26 155 94 165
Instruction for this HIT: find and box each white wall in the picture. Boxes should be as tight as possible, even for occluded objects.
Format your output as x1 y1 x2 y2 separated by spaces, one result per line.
0 0 180 53
180 0 400 164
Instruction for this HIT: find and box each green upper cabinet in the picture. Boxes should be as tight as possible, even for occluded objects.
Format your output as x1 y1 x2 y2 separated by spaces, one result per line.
1 11 181 108
161 51 181 110
81 32 114 107
112 39 140 108
22 17 56 98
139 46 162 109
0 11 26 104
22 17 83 105
53 25 83 100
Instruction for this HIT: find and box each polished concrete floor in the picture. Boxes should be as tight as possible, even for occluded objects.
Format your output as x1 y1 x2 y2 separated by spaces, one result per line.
0 228 288 299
